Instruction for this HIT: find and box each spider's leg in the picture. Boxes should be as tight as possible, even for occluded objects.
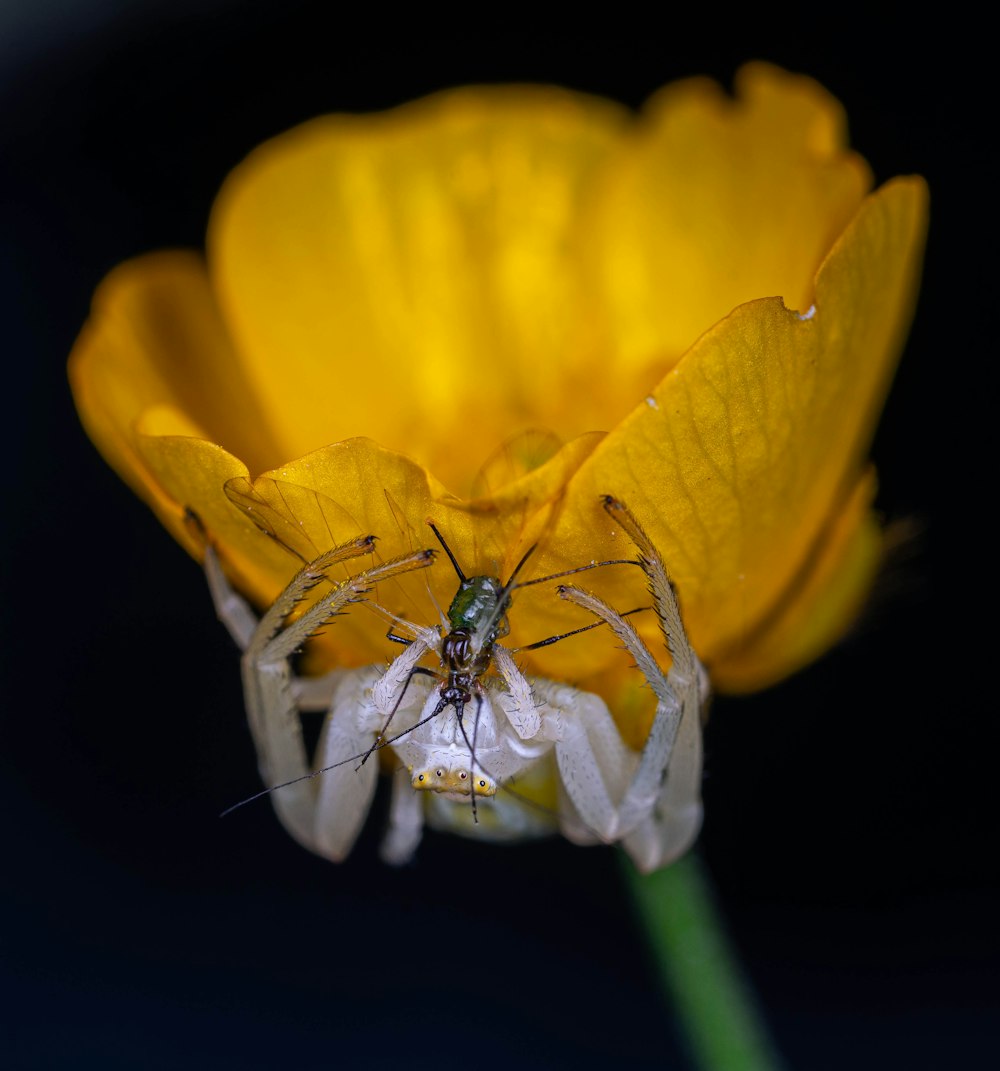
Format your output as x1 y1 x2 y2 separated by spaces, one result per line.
198 523 379 653
541 679 636 842
604 496 707 869
621 658 706 872
554 496 707 872
291 672 344 713
281 634 438 862
199 538 370 712
202 540 261 651
236 543 433 852
369 629 439 734
490 644 542 740
308 668 381 861
379 764 425 866
557 583 702 868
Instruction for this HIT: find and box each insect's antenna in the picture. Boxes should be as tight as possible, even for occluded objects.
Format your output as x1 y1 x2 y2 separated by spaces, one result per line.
503 543 539 590
220 697 452 819
455 696 485 825
480 554 639 652
515 605 650 651
474 542 539 645
427 522 467 583
357 665 441 769
219 755 360 817
514 557 637 589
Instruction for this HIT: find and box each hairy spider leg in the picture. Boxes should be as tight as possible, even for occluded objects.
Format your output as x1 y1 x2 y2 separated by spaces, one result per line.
205 497 705 870
554 495 707 872
393 520 655 830
201 532 435 851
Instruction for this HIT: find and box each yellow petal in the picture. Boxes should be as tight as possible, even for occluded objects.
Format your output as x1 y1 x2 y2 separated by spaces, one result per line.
540 176 928 693
275 433 611 665
68 252 284 496
131 411 262 587
208 87 629 489
710 467 882 691
128 429 603 669
585 62 873 373
67 71 928 715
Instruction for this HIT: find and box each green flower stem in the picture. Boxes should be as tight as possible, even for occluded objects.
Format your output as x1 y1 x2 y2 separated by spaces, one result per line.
620 850 786 1071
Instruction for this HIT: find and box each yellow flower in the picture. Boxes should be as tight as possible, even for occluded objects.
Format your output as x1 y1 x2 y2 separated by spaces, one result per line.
68 63 927 747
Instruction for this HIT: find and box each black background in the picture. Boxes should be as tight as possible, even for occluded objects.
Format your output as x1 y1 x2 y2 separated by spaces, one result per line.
0 5 986 1069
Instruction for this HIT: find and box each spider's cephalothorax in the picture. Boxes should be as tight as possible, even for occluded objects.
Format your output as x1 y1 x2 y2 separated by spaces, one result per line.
204 488 708 871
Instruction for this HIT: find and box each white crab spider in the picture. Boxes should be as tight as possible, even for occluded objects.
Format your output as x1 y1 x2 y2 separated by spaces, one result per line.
202 495 707 872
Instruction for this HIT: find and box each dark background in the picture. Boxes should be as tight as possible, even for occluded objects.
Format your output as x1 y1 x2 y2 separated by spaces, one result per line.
0 5 986 1068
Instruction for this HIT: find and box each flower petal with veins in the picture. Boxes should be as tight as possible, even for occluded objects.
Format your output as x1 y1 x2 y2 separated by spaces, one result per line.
69 64 928 729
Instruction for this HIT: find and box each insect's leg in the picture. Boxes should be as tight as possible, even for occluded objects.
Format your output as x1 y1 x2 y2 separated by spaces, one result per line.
379 765 425 866
385 626 413 647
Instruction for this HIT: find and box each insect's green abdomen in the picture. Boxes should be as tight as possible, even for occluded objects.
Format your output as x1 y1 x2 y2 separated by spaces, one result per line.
447 576 503 633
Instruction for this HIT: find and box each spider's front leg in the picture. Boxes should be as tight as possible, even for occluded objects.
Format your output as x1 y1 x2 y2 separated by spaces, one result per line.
556 496 708 873
200 528 434 859
362 626 440 866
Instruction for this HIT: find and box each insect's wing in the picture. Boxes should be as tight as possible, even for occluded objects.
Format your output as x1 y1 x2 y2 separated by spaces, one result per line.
382 488 422 554
224 476 364 564
470 428 563 500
